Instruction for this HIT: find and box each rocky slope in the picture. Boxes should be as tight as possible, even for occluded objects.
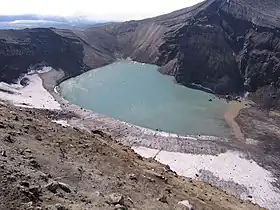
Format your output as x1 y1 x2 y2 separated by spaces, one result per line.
0 0 280 106
0 101 263 210
0 28 114 83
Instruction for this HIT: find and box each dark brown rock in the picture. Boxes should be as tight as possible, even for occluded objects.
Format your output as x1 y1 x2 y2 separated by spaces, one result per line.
29 159 40 168
58 182 71 193
3 135 15 143
45 181 60 193
20 181 30 187
114 204 127 210
55 203 68 210
35 135 42 141
157 195 168 204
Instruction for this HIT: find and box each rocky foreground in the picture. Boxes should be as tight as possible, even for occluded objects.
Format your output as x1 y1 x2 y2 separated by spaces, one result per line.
0 102 262 210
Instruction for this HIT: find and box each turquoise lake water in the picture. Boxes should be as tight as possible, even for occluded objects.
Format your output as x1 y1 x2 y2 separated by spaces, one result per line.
59 61 230 137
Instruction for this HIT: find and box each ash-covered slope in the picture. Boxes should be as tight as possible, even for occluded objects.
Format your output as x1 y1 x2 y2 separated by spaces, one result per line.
0 0 280 106
0 102 262 210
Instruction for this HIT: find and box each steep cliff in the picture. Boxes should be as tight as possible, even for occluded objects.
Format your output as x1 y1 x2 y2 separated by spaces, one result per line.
155 0 280 96
0 0 280 106
0 28 116 83
104 0 280 104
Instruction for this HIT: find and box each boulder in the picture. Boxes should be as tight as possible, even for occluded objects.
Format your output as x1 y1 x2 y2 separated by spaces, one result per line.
20 181 30 187
114 204 127 210
4 135 15 143
109 193 124 205
128 173 137 181
29 185 41 197
44 181 60 193
157 195 168 204
1 150 6 157
20 77 30 87
55 203 68 210
29 159 40 168
58 182 71 193
176 200 193 210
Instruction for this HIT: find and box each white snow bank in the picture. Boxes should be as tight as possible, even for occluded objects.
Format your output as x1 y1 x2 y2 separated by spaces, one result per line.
191 83 214 93
122 121 226 141
178 200 193 209
28 66 53 75
37 66 53 74
0 74 61 110
133 146 280 210
54 86 59 94
52 120 70 127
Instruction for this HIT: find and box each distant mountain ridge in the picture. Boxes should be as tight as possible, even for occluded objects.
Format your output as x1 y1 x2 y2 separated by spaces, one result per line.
0 15 110 29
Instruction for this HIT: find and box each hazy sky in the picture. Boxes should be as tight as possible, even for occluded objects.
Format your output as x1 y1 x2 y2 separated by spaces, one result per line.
0 0 204 21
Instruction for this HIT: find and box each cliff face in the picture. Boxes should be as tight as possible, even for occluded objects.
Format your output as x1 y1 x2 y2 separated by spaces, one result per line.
108 0 280 104
0 0 280 106
156 0 280 96
0 27 117 83
0 29 86 82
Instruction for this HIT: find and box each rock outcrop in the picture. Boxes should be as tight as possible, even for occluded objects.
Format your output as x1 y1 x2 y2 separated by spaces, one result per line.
0 0 280 107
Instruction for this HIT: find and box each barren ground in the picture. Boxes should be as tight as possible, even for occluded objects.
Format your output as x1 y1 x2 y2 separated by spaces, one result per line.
0 102 263 210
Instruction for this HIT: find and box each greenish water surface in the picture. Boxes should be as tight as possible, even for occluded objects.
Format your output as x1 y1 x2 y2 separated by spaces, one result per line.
59 61 230 137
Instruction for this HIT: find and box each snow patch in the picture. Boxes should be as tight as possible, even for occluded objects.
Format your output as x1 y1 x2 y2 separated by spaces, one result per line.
244 91 250 99
122 122 225 141
245 138 259 145
190 83 214 93
178 200 193 209
52 120 70 127
133 146 280 210
37 66 53 74
54 86 59 94
28 66 53 75
0 74 61 110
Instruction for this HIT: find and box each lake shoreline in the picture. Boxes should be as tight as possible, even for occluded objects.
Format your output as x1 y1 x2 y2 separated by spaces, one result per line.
40 69 231 154
40 66 250 149
24 68 280 209
224 101 247 142
58 61 231 137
